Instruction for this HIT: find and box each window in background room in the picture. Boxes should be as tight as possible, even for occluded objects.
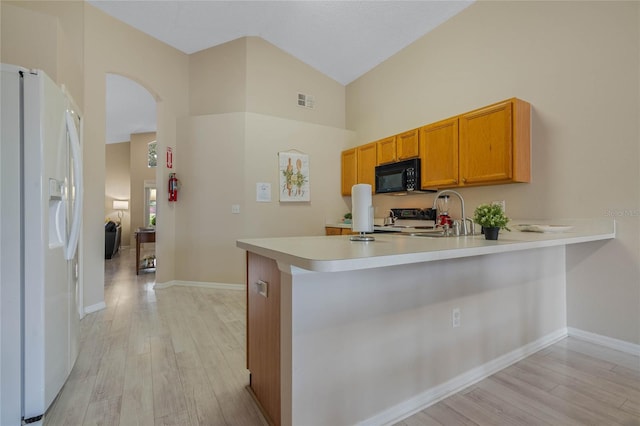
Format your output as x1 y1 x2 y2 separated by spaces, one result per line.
144 180 156 227
148 141 157 168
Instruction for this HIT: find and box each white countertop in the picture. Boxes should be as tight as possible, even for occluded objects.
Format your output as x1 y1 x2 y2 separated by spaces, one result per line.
238 219 615 273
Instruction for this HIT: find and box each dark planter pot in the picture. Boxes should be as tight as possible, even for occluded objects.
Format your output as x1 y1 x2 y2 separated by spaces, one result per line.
484 227 500 240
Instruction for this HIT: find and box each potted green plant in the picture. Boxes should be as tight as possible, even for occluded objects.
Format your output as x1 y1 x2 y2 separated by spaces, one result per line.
343 212 352 224
473 203 510 240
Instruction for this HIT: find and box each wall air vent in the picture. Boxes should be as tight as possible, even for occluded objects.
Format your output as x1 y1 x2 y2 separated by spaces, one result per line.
297 92 315 109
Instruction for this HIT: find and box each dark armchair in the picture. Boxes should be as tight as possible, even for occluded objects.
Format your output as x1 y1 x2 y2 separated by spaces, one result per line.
105 221 122 259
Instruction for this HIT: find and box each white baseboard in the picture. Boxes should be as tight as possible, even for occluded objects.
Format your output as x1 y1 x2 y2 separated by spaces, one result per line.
568 327 640 356
154 280 244 291
84 301 106 315
362 327 569 426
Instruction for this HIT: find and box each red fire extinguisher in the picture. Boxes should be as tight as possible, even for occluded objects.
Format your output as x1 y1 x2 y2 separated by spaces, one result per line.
168 172 179 202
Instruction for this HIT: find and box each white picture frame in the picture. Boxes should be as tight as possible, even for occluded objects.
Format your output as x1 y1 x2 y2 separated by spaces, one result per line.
278 151 310 202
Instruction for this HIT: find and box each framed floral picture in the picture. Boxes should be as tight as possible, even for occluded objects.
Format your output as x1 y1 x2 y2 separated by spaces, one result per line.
278 151 310 202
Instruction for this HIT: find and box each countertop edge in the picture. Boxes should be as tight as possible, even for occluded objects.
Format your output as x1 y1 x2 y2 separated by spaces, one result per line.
237 225 615 273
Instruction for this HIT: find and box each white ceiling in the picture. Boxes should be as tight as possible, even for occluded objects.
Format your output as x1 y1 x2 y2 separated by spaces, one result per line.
105 74 157 143
95 0 473 144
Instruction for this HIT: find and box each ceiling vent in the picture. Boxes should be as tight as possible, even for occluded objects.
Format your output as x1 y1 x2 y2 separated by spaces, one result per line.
297 93 315 109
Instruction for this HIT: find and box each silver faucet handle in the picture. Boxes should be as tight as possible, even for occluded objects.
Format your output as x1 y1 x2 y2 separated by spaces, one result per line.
384 214 395 226
452 220 461 236
464 217 475 235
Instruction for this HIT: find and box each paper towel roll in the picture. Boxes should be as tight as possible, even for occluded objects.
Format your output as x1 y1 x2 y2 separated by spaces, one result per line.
351 184 373 233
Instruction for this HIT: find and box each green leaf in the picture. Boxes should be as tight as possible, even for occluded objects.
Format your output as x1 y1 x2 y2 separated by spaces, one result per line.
473 203 510 230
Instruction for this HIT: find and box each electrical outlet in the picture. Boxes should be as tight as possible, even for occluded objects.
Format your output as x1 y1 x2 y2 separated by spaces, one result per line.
452 307 461 328
231 204 240 214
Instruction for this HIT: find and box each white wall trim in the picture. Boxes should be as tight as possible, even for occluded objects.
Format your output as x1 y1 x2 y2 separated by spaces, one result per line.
361 327 568 426
154 280 244 291
568 327 640 356
84 301 106 315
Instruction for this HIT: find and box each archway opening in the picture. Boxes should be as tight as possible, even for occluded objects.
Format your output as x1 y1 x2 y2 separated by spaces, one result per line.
104 73 158 276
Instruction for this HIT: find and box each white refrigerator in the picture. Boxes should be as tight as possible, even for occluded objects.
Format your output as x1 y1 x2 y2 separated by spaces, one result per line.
1 64 83 425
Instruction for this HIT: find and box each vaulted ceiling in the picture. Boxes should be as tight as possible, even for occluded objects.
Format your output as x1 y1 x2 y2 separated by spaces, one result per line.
91 0 473 143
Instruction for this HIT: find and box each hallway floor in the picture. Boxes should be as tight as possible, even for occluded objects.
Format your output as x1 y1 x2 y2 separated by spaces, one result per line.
45 248 267 425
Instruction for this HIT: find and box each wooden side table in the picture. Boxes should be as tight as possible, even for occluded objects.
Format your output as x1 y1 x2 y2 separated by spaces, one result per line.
135 229 156 275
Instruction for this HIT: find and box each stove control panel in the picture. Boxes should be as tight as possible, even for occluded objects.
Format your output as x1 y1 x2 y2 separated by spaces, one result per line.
391 208 436 221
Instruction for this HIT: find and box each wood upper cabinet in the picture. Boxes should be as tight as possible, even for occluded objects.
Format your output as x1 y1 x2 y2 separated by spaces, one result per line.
376 130 419 165
341 142 377 195
420 117 459 189
341 148 357 196
357 142 377 192
342 98 530 194
396 128 420 161
376 136 397 165
459 98 531 186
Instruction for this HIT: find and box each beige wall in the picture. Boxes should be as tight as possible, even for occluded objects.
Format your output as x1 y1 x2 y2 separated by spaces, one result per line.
175 112 354 285
176 36 352 284
175 114 246 283
1 3 58 79
129 132 157 238
1 1 84 110
245 37 346 129
346 1 640 344
105 142 131 246
189 38 247 115
243 113 354 238
189 36 346 128
82 4 188 306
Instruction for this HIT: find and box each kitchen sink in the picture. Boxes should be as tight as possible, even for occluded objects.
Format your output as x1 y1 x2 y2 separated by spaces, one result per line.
402 230 448 238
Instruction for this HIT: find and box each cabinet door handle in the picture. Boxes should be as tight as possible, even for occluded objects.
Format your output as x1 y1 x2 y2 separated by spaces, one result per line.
255 280 268 298
462 177 467 183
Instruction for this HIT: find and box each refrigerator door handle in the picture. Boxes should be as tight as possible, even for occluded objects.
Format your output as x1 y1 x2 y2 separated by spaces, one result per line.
64 110 83 261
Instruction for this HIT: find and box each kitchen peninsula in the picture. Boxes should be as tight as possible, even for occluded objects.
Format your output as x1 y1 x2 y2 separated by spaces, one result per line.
237 219 615 426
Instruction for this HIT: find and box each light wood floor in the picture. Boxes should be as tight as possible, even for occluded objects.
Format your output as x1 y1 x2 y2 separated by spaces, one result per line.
45 248 640 425
396 340 640 425
45 248 268 426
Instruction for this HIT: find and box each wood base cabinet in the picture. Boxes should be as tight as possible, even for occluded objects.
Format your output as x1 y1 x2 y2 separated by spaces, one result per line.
325 226 357 235
246 252 281 425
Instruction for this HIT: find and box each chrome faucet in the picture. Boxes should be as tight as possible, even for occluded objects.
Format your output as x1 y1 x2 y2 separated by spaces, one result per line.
432 190 468 235
384 209 396 226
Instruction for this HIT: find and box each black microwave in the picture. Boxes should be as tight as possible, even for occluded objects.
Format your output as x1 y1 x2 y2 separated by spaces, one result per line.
375 158 422 194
